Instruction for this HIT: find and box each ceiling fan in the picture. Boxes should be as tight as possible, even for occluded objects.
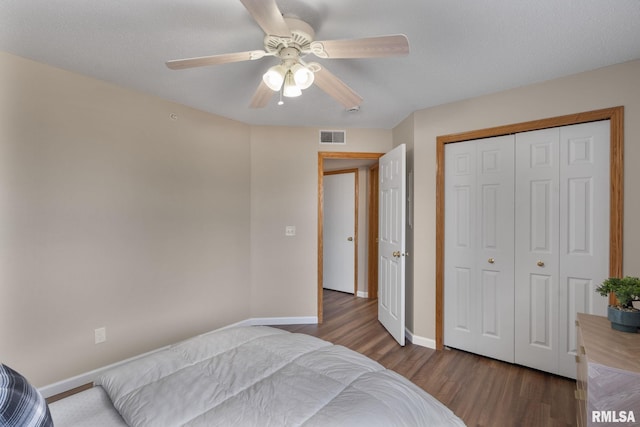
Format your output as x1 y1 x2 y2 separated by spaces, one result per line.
165 0 409 109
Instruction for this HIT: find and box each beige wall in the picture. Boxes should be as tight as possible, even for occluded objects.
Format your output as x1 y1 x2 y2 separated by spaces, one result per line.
0 52 252 386
249 127 392 317
408 59 640 341
0 52 392 387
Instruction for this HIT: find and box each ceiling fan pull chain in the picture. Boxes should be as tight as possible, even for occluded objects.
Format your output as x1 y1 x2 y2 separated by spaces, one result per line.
278 87 284 106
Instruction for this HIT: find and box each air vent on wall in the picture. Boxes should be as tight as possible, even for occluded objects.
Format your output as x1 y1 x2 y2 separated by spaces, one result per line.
319 130 346 145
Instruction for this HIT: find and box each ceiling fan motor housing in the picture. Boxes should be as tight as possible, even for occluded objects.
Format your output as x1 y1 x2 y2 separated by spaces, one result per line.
264 17 315 57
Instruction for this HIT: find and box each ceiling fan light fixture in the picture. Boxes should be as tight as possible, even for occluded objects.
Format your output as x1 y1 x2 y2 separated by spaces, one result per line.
263 65 285 91
283 71 302 98
291 63 314 89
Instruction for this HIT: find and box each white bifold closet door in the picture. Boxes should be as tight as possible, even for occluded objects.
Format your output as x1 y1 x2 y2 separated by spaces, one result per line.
514 121 609 378
444 134 516 363
444 120 610 378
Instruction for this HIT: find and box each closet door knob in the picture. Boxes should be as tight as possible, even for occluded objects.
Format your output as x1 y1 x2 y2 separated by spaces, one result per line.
537 260 545 267
347 236 353 241
488 258 495 264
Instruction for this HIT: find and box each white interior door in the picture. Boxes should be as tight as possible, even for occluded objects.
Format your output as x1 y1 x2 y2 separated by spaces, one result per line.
557 121 610 377
475 136 516 361
378 144 406 345
323 172 356 294
444 140 477 352
515 121 609 378
444 135 515 363
514 128 561 374
443 121 610 378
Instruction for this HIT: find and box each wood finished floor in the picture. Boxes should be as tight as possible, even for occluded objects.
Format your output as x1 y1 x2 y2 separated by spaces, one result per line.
276 289 577 427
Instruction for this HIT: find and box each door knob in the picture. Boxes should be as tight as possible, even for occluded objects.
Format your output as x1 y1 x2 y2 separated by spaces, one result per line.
537 260 545 267
392 251 401 258
347 236 353 241
488 258 495 264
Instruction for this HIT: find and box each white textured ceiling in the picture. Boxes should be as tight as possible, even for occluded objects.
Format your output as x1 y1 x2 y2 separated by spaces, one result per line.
2 0 639 129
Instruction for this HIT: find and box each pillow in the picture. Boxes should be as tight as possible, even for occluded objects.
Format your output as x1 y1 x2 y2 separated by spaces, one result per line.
0 364 53 427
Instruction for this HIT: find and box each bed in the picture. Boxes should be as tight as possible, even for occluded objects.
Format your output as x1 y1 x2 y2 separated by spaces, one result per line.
49 326 465 426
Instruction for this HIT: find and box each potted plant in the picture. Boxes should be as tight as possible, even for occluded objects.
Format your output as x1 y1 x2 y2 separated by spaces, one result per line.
595 276 640 333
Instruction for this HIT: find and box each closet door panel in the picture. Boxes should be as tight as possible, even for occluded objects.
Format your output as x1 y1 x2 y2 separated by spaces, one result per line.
444 120 612 379
515 128 560 374
475 136 515 363
480 270 499 335
445 136 515 363
453 267 472 329
557 120 610 378
444 141 478 352
529 273 553 348
530 180 554 252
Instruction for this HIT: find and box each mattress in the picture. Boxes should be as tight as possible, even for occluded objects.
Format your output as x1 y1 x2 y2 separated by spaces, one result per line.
49 386 127 427
52 326 465 426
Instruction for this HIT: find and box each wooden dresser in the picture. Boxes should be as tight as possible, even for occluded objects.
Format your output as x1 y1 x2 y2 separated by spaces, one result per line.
575 313 640 426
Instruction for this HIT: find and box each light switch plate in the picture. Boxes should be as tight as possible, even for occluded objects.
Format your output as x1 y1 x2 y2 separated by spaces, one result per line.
95 327 107 344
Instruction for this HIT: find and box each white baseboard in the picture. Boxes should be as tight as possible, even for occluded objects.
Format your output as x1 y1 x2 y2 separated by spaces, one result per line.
39 343 171 398
405 328 436 349
356 291 368 298
39 316 318 398
246 316 318 326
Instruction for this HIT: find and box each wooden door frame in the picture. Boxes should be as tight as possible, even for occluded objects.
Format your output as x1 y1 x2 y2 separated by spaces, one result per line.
323 168 359 295
367 164 380 300
435 106 624 350
318 152 384 323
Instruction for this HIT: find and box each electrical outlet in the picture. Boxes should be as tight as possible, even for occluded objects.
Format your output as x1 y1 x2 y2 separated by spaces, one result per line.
285 226 296 236
94 327 107 344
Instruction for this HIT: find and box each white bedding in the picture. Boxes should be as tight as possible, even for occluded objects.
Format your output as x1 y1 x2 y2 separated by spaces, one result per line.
92 326 464 427
49 386 128 427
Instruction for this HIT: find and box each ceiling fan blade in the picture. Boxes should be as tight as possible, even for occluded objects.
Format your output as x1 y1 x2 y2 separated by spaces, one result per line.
312 65 363 110
310 34 409 59
239 0 291 38
166 50 266 70
249 80 274 108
